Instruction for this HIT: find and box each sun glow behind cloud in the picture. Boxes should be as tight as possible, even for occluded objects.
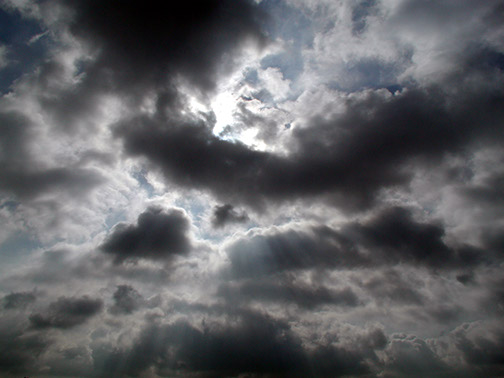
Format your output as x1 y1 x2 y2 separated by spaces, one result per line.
211 90 237 134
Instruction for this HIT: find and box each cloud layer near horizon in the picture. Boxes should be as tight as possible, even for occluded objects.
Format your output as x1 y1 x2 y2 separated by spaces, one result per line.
0 0 504 376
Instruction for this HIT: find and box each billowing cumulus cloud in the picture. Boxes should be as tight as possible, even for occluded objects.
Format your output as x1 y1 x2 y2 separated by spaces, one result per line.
0 0 504 376
100 207 192 263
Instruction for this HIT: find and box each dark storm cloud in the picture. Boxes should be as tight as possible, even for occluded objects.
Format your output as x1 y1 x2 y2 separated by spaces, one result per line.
57 0 267 93
226 206 483 278
94 311 307 376
117 64 504 210
109 285 145 315
0 110 104 199
0 322 50 374
454 324 504 374
23 0 267 133
92 307 387 376
218 279 359 309
29 295 103 329
100 207 192 263
2 291 36 309
212 204 249 228
343 207 483 268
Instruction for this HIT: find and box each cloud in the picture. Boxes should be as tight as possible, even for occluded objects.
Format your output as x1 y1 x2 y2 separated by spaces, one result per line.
116 71 504 211
0 110 104 200
342 206 482 268
383 334 448 376
93 311 307 376
2 291 36 309
453 322 504 374
58 0 267 94
29 295 103 329
100 207 192 263
212 204 249 228
0 321 50 374
91 306 391 377
0 45 7 70
218 275 360 309
0 0 504 376
360 270 425 306
225 206 483 279
225 225 368 278
109 285 145 315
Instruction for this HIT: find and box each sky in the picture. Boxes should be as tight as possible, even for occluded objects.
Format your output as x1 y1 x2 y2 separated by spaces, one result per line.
0 0 503 376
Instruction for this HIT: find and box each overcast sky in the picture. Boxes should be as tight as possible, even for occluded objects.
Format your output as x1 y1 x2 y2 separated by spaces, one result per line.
0 0 503 376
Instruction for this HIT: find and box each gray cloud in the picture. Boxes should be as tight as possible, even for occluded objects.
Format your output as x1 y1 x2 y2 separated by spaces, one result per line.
100 207 192 263
1 0 504 376
2 291 36 310
109 285 145 315
342 206 483 268
226 206 484 279
218 279 360 309
91 307 391 377
454 323 504 375
0 322 50 374
225 225 368 278
383 334 449 376
212 204 249 228
360 270 425 306
64 0 267 92
0 110 104 200
29 295 103 329
116 71 504 211
93 311 307 376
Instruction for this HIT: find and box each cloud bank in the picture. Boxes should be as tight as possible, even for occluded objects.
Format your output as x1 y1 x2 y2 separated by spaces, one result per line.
0 0 503 376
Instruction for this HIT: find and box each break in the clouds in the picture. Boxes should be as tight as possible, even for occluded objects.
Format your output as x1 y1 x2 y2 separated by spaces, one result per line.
1 0 504 376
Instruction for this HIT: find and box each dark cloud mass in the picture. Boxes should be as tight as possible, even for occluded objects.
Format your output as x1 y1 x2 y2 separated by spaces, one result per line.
117 78 504 210
1 0 504 376
212 204 249 228
0 323 50 374
93 309 391 377
109 285 145 315
2 291 36 309
62 0 267 93
29 296 103 329
101 207 192 262
226 206 483 278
